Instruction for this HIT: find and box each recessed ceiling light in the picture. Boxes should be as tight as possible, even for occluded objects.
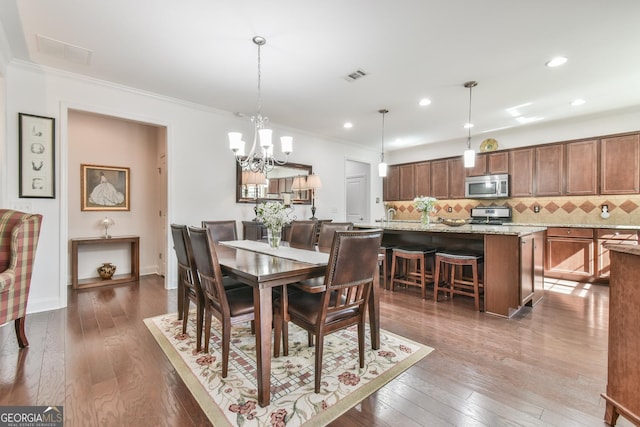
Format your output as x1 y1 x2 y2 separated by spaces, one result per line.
571 99 586 106
343 122 353 129
545 56 568 67
419 98 431 106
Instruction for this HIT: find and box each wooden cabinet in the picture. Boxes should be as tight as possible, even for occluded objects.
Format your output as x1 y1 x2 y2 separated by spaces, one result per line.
447 157 465 198
602 247 640 426
596 229 638 278
520 231 545 306
430 160 449 199
509 148 534 197
466 152 509 177
399 164 415 200
601 134 640 194
414 162 431 196
535 144 564 196
383 165 400 201
565 139 598 195
545 227 595 279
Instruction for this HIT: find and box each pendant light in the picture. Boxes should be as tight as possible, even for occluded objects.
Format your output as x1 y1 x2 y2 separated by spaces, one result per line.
463 81 477 168
378 109 389 177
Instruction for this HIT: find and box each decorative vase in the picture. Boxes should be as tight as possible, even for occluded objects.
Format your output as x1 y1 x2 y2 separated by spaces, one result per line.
421 211 430 226
97 262 116 280
267 227 282 249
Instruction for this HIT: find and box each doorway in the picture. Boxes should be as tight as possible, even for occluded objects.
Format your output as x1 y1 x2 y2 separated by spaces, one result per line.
345 160 370 223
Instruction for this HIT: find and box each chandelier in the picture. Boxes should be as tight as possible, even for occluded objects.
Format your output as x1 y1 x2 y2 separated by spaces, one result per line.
229 36 292 174
463 80 477 168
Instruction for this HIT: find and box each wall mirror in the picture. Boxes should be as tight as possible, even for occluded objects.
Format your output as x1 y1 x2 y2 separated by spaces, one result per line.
236 162 312 204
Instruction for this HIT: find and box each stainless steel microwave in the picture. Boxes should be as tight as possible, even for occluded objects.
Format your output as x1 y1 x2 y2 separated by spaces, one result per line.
464 174 509 199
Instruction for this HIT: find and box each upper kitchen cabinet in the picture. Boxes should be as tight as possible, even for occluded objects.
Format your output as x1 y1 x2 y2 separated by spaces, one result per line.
430 160 449 199
448 157 466 198
383 165 400 201
601 134 640 194
509 148 534 197
565 139 598 195
466 152 509 177
399 164 416 200
535 144 564 196
414 162 431 197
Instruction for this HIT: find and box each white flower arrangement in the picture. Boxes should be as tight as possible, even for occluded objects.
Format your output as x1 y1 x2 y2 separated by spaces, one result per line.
256 201 290 230
413 196 437 213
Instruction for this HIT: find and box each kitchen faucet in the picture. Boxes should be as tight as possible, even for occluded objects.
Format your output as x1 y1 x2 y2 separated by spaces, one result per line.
386 208 396 223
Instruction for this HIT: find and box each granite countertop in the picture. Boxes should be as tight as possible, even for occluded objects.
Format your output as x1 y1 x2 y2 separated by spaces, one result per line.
356 222 547 237
605 244 640 256
374 219 640 231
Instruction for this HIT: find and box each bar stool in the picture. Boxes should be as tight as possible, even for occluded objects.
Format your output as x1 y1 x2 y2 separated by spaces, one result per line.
389 247 437 299
433 251 484 311
378 245 395 290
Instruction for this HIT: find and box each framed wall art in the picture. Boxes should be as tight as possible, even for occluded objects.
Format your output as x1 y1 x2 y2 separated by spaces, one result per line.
81 164 130 211
19 113 56 198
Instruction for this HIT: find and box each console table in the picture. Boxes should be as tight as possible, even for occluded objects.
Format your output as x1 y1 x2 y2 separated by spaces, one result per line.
70 236 140 289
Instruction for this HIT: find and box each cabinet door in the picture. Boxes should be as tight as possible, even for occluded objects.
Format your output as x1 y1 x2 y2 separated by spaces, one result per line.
520 235 535 305
566 140 598 195
414 162 431 196
399 164 415 200
448 157 466 199
546 237 594 277
601 134 640 194
509 148 534 197
430 160 449 199
488 152 509 174
596 230 639 278
535 144 564 196
465 154 487 177
383 165 400 201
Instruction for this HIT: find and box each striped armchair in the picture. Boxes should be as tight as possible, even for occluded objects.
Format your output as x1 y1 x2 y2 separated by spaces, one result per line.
0 209 43 348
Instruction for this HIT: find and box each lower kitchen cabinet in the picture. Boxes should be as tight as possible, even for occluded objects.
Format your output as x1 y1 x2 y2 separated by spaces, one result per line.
545 227 594 280
596 229 639 277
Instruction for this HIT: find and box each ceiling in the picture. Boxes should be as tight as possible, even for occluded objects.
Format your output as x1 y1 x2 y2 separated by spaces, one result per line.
2 0 640 153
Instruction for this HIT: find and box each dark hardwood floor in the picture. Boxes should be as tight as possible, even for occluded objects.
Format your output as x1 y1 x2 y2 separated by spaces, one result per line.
0 275 632 426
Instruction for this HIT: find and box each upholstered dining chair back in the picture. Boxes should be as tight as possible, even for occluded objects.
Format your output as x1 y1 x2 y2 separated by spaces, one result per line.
201 220 237 243
188 227 228 310
288 220 317 246
0 209 43 348
316 222 354 249
170 224 205 351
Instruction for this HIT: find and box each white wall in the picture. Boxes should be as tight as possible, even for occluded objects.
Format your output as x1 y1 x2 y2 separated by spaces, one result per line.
1 61 381 313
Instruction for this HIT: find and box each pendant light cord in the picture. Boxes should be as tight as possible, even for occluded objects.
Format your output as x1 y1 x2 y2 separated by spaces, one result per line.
379 109 389 162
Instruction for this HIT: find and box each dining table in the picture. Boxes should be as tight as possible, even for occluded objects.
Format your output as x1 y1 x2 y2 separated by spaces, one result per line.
210 239 381 407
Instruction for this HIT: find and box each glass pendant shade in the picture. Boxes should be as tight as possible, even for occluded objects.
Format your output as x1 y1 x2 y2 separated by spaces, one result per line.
378 162 388 177
280 136 293 154
464 148 476 168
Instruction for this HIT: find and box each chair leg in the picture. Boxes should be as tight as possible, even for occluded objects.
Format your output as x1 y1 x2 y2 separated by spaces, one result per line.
182 292 190 335
314 333 324 393
433 258 441 302
203 310 212 353
195 302 204 352
389 253 397 291
472 262 481 312
15 317 28 348
358 319 365 369
419 257 426 299
222 321 231 378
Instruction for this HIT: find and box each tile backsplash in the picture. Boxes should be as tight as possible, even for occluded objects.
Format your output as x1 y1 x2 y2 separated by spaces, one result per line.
386 195 640 225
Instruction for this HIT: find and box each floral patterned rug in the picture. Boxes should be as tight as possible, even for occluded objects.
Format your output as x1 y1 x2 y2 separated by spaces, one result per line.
144 312 433 426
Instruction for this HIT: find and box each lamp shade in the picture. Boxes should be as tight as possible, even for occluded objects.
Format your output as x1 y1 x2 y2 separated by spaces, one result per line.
244 171 266 185
305 173 322 190
378 162 388 178
280 136 293 155
291 175 305 191
464 149 476 168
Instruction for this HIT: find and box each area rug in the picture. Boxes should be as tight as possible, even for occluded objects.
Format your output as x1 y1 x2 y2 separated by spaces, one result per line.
144 312 433 426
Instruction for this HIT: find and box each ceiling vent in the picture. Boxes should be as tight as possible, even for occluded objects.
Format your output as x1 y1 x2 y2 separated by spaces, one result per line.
36 34 92 65
344 69 368 82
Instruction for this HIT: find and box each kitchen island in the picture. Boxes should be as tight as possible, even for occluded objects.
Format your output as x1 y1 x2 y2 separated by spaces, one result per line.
356 221 547 318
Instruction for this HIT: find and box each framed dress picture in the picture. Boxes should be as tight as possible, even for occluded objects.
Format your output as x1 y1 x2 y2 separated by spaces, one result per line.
81 164 130 211
19 113 56 198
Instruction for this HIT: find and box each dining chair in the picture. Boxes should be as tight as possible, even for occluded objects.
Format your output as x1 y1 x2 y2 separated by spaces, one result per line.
316 222 353 249
0 209 43 348
201 220 237 243
188 226 255 377
274 229 383 392
170 224 205 351
288 220 317 246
